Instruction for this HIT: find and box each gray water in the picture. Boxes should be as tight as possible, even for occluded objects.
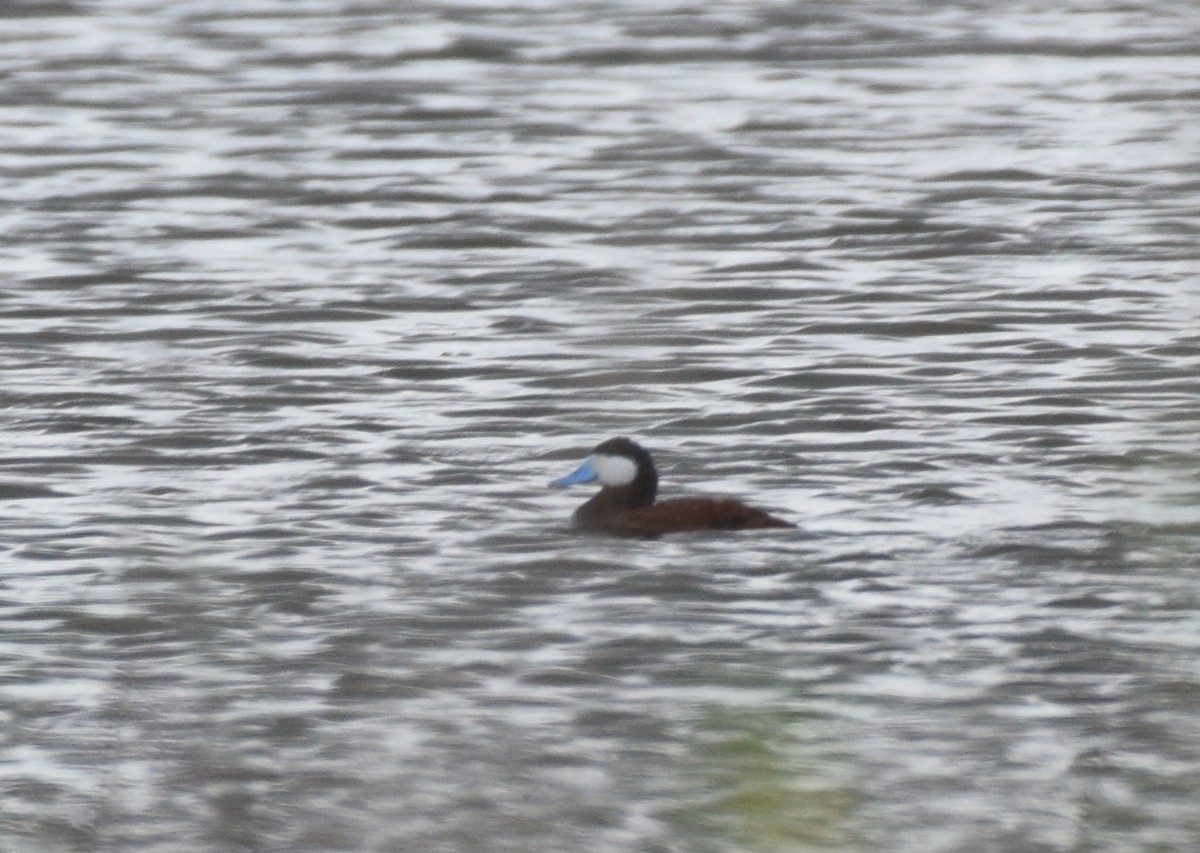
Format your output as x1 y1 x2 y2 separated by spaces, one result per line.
3 1 1200 851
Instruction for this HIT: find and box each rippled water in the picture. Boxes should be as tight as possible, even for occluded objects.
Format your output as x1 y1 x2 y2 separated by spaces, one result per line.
3 1 1200 850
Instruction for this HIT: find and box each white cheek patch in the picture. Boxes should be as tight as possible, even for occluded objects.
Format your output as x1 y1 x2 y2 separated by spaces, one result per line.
592 454 638 486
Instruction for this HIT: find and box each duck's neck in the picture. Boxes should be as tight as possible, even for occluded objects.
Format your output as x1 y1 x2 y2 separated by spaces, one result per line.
573 469 657 528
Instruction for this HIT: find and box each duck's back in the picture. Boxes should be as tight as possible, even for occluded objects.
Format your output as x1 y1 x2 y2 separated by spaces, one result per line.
607 496 795 537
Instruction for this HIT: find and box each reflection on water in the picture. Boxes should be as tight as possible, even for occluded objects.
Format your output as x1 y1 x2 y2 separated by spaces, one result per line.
2 0 1199 850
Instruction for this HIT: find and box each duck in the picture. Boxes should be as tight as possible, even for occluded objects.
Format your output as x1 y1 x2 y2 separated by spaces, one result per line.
550 437 795 537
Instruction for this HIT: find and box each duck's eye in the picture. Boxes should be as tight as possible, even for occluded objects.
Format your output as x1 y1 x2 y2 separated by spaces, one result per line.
592 454 638 486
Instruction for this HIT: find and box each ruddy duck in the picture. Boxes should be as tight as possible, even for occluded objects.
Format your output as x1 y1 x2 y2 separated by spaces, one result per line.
551 437 794 536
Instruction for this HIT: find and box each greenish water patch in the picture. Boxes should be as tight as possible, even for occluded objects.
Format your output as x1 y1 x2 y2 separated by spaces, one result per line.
665 707 863 853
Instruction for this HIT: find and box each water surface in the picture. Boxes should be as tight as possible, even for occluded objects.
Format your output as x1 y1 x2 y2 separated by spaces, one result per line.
2 1 1200 850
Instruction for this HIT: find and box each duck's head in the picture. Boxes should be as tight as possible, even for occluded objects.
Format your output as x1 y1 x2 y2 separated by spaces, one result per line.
550 437 658 509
